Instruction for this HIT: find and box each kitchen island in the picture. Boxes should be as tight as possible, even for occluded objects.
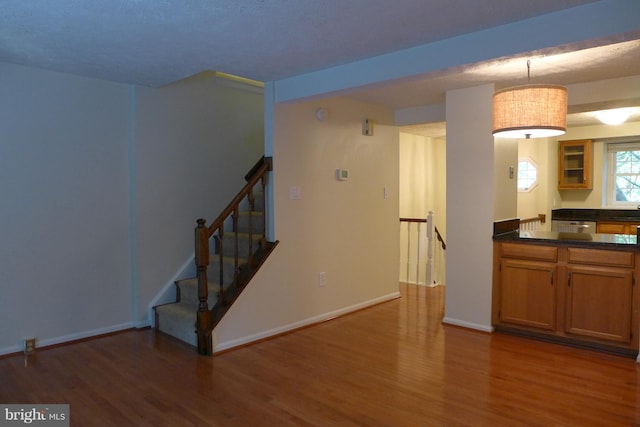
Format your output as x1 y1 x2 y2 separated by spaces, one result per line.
493 229 639 358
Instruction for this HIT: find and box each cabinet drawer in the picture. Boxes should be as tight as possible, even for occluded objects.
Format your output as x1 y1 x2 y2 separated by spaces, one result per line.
501 243 557 262
597 221 640 235
596 222 627 234
567 248 634 268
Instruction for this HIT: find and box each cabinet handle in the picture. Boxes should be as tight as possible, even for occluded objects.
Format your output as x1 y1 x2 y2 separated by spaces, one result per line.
568 271 572 287
550 270 554 285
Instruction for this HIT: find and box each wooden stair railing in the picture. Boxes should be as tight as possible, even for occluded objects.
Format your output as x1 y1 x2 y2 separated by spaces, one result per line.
399 217 446 250
399 216 446 286
519 213 546 231
195 156 275 355
435 225 446 250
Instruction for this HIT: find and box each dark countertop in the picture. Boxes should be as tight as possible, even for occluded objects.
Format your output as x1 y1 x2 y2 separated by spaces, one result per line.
494 230 638 248
552 208 640 222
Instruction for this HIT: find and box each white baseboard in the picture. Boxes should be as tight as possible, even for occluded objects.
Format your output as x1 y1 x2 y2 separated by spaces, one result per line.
0 344 22 356
0 322 135 356
135 320 151 329
442 317 494 333
402 279 443 287
213 291 401 353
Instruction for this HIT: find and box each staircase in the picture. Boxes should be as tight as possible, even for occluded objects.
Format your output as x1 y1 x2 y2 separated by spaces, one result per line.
153 157 277 354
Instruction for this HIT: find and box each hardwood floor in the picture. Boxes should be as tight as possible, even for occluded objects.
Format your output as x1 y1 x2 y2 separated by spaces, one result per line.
1 283 639 426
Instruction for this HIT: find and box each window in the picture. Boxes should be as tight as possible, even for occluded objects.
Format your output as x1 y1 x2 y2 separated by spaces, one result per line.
606 142 640 206
517 159 537 192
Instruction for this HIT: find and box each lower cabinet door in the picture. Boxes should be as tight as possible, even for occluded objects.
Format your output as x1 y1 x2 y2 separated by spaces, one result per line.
565 265 633 343
500 259 556 330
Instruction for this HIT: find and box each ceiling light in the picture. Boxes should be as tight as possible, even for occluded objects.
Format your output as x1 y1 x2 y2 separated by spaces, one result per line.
594 108 632 125
492 61 567 139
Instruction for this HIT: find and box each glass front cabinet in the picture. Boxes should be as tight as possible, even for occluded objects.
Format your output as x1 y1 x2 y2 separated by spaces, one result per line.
558 139 593 190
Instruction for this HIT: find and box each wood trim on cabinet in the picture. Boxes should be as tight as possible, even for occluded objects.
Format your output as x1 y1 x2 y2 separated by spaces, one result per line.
567 247 635 268
501 242 558 262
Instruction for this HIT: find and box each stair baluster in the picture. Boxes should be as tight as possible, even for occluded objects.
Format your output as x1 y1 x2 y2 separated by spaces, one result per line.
217 226 226 305
155 157 277 356
232 206 240 284
195 218 212 355
261 173 268 247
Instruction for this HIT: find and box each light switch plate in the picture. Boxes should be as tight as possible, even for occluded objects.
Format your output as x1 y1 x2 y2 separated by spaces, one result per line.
289 185 301 200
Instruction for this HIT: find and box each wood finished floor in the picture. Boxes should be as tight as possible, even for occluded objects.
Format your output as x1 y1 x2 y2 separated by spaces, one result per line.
1 283 639 426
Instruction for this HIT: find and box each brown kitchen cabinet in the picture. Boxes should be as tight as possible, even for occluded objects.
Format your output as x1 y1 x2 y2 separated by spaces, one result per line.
493 242 639 356
565 248 635 344
499 258 557 330
558 139 593 190
565 265 633 343
596 221 640 235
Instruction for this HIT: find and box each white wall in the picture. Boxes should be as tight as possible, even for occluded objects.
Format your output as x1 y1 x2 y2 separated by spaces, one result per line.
444 84 495 332
398 132 447 284
399 133 447 223
493 139 518 220
0 65 265 354
213 96 400 351
0 63 133 353
517 138 544 221
134 73 264 323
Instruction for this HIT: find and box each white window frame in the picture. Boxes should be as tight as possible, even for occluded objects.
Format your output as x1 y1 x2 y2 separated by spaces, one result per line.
605 141 640 207
517 158 538 193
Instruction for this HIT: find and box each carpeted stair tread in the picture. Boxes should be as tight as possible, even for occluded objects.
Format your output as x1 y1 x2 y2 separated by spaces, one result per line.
174 278 220 306
208 254 242 264
220 231 263 238
217 232 263 258
235 211 265 233
155 302 197 346
239 191 264 212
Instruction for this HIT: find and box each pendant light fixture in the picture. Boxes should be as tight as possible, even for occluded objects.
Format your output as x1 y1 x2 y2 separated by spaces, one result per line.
493 60 567 139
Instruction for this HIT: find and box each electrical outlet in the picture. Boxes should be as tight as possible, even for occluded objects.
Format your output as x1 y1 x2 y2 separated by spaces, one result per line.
24 338 35 355
318 272 327 287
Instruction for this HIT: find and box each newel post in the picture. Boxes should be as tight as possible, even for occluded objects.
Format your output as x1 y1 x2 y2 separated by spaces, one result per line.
195 218 212 355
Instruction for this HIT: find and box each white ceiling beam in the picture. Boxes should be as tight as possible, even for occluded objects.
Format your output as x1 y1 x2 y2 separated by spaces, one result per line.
273 0 640 104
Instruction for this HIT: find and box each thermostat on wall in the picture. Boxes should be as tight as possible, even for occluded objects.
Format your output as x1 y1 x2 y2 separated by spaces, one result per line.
336 169 349 181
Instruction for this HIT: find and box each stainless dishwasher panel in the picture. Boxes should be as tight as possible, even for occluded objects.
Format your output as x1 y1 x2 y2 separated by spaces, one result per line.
551 220 597 233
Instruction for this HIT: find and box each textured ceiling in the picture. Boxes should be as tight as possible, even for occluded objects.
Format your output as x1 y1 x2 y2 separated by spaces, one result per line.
348 39 640 109
0 0 600 87
1 0 638 133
